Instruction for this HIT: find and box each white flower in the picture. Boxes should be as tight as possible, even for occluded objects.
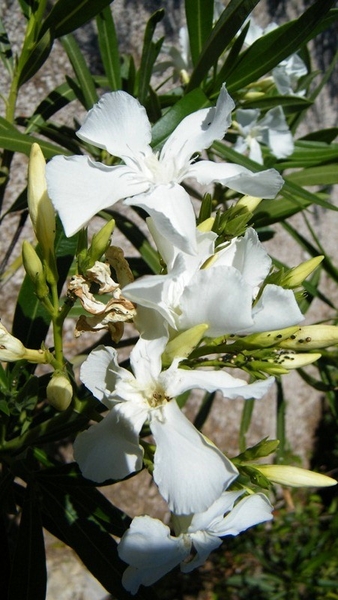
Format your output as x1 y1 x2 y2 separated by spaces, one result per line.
272 54 308 96
118 490 273 594
74 335 273 515
124 226 304 338
234 107 294 164
46 86 283 254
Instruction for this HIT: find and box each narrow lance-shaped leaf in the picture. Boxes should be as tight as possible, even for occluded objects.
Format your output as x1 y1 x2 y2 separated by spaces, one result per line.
186 0 260 91
96 6 122 91
226 0 336 93
8 484 47 600
40 0 115 39
136 9 165 105
17 28 53 86
0 117 71 158
0 17 14 76
61 34 98 110
185 0 214 66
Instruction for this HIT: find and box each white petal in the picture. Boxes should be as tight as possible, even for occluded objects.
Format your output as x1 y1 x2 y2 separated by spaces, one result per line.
164 366 274 400
243 284 304 333
133 305 170 340
178 265 254 337
129 336 168 385
125 184 198 255
80 345 119 405
211 492 273 537
151 400 238 514
188 490 244 533
248 137 263 164
46 156 149 236
73 407 144 482
216 228 271 290
180 530 222 573
161 85 235 172
236 108 260 134
118 516 189 594
259 107 294 158
188 160 284 198
77 91 152 159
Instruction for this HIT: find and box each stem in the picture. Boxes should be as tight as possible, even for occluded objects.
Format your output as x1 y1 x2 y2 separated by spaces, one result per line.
239 398 255 453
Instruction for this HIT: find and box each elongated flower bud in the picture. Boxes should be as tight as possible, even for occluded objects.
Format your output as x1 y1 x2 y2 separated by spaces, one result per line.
280 325 338 350
255 464 337 488
236 195 262 212
46 372 73 411
22 240 49 299
88 219 115 266
162 324 209 365
28 143 56 255
281 256 324 289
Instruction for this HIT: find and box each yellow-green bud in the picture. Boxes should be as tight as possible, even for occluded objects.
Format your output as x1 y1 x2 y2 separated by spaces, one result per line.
281 256 324 289
280 325 338 350
274 351 321 370
88 219 115 267
22 240 49 299
197 217 215 232
236 195 263 213
46 372 73 411
162 324 209 365
242 91 265 101
255 464 337 488
28 143 56 254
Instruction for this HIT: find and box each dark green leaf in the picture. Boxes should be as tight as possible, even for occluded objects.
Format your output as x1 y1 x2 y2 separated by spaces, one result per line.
38 481 157 600
239 95 312 113
287 165 338 187
26 82 77 132
185 0 214 66
8 484 46 600
40 0 115 39
301 128 338 144
136 10 165 105
187 0 260 91
0 117 71 158
151 87 211 148
61 34 98 110
226 0 336 93
96 7 122 91
0 17 14 76
18 29 53 86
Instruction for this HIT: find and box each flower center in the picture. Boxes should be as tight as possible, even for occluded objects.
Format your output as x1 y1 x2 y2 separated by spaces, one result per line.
148 388 170 408
142 153 176 185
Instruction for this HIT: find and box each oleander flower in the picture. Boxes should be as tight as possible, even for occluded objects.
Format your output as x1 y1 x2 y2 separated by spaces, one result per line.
74 334 273 515
118 490 273 594
46 86 283 254
124 225 304 339
234 107 294 164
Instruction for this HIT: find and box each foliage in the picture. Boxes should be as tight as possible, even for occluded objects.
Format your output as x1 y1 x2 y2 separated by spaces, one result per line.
0 0 337 598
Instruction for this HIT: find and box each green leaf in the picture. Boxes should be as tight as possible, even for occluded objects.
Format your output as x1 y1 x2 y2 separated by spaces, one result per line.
226 0 336 93
38 481 157 600
277 141 338 169
40 0 115 39
151 87 211 148
18 28 53 87
301 128 338 144
185 0 214 66
235 438 280 462
239 95 312 113
26 82 77 132
8 484 46 600
0 117 71 158
61 34 98 110
287 165 338 187
0 17 14 76
96 7 122 91
136 10 164 105
187 0 260 91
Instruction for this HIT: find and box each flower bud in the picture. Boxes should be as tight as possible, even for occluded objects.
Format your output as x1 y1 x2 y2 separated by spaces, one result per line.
255 464 337 488
0 323 26 361
236 195 262 212
281 256 324 289
162 324 209 365
46 372 73 411
197 217 215 232
274 351 321 370
22 240 49 299
87 219 115 267
28 143 56 255
280 325 338 350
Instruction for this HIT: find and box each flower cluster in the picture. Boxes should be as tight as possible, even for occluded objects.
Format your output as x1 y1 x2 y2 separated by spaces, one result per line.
44 85 335 593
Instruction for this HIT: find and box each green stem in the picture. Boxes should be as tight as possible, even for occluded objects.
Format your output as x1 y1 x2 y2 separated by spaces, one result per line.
239 398 255 453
